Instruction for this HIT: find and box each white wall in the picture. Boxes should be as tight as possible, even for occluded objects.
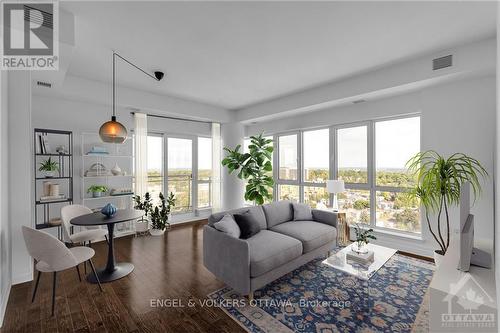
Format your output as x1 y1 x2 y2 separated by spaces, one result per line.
247 76 496 256
8 72 33 285
0 70 11 327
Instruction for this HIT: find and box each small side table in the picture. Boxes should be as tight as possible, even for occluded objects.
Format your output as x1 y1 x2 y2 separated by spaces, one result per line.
335 212 350 246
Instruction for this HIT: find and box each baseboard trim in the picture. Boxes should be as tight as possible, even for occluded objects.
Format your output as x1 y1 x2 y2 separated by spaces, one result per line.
0 283 12 328
397 250 434 263
12 271 33 285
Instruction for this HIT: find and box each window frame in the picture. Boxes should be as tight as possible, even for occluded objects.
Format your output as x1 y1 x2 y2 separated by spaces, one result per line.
146 132 214 215
267 113 421 235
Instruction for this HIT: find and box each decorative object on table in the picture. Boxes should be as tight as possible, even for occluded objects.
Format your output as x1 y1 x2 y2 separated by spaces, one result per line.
33 129 73 237
101 203 118 218
86 146 109 155
110 188 134 196
42 181 52 196
222 133 274 205
99 52 164 144
150 192 176 236
87 185 108 198
406 151 488 265
352 223 376 254
335 212 349 246
48 218 62 226
133 192 152 235
38 157 59 178
48 183 60 197
85 163 111 177
55 145 68 154
346 246 374 265
111 163 122 176
326 179 345 212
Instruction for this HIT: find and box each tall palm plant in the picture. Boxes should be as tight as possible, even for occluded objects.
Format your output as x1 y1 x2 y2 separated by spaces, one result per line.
222 134 274 205
406 151 487 256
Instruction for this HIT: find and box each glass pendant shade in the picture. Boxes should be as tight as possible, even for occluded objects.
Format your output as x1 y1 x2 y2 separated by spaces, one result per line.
99 116 128 143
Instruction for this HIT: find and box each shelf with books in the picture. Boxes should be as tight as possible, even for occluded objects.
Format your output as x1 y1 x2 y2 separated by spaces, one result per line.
33 129 73 236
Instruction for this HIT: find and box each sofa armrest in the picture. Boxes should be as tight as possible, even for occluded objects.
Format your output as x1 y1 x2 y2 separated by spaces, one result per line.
312 209 337 228
203 225 251 294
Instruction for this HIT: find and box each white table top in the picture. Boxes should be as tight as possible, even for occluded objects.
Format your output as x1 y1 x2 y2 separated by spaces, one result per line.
322 243 397 280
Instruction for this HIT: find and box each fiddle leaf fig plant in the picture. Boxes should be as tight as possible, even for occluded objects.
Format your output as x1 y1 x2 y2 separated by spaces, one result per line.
222 133 274 205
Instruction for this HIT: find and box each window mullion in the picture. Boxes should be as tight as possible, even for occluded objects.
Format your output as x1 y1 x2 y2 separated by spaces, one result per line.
368 121 376 228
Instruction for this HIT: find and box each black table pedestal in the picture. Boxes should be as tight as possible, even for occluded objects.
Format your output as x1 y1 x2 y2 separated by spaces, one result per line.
86 220 134 284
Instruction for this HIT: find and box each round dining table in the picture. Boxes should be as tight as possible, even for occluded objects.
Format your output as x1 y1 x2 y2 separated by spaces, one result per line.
71 209 143 283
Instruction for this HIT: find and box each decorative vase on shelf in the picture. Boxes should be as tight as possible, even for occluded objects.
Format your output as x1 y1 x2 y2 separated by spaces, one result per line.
45 170 57 178
111 163 122 176
101 203 117 218
150 228 165 236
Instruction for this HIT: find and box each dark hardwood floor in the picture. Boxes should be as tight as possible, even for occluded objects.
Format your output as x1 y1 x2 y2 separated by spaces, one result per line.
1 221 245 333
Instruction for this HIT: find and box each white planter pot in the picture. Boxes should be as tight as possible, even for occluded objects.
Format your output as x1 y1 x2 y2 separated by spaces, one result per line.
434 250 445 267
135 217 150 233
45 170 57 178
150 228 165 236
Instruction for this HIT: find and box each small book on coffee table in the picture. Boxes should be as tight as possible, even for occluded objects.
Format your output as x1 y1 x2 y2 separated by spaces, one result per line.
346 250 374 265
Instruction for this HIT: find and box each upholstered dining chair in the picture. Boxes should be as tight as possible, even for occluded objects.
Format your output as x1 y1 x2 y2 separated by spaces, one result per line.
61 204 108 245
22 226 103 315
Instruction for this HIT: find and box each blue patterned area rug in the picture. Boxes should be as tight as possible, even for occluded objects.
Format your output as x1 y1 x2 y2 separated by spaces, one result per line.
208 253 434 333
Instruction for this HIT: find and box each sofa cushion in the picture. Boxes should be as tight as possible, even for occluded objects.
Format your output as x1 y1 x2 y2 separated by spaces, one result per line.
213 214 241 238
234 211 261 239
247 230 302 277
209 206 267 230
262 201 293 228
271 221 336 253
292 202 313 221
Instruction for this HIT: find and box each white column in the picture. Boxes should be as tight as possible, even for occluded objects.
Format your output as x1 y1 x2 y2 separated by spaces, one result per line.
221 122 245 210
8 71 33 284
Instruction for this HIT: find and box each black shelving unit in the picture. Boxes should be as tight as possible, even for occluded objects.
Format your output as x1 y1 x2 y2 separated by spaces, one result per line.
34 128 74 238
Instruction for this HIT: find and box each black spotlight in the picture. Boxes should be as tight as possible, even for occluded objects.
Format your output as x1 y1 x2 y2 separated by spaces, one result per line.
154 71 165 81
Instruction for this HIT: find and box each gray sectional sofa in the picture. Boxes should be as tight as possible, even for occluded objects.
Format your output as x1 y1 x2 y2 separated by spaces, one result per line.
203 201 338 298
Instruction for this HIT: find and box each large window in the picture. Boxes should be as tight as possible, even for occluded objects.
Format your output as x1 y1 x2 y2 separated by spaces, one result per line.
146 134 213 214
198 137 212 208
269 115 421 234
374 117 420 232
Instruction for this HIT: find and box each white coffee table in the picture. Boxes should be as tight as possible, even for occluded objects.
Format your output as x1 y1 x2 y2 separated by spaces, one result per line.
323 243 397 313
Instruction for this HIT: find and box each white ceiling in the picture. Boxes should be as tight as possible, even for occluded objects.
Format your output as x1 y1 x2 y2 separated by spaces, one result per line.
62 1 496 110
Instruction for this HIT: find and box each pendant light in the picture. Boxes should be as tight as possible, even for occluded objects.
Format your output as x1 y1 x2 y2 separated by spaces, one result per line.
99 52 164 143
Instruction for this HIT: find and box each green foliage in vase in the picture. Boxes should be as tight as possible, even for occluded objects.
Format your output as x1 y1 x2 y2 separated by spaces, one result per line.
150 192 176 230
134 192 153 217
406 150 487 255
222 134 274 205
39 157 59 172
87 185 108 193
353 223 376 248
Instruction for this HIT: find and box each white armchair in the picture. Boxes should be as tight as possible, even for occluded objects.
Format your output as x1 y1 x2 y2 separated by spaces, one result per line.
22 226 103 316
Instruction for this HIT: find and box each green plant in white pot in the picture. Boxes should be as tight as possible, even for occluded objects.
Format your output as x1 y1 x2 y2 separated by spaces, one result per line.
150 192 176 236
87 185 108 198
406 151 487 266
134 192 153 233
222 134 274 205
39 157 59 178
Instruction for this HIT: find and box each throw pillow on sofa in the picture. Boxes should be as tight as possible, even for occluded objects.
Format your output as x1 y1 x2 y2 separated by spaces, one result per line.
234 210 261 239
292 202 313 221
213 214 241 238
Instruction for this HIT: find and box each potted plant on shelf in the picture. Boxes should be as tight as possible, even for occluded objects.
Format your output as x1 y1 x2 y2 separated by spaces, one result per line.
133 192 153 234
406 151 487 266
39 157 59 178
149 192 176 236
87 185 108 198
352 223 376 254
222 133 274 205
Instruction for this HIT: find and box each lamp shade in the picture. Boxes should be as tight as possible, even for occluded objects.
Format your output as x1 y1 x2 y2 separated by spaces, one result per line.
99 116 128 143
326 179 345 194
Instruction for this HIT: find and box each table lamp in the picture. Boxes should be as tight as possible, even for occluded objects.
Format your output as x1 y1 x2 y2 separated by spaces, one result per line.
326 179 345 212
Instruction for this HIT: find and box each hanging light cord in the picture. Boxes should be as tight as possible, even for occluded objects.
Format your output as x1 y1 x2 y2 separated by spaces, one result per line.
112 51 162 118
